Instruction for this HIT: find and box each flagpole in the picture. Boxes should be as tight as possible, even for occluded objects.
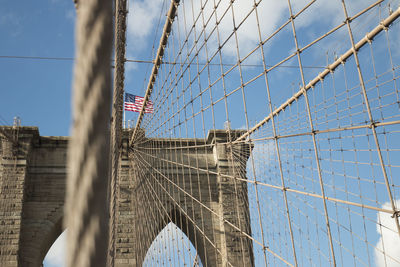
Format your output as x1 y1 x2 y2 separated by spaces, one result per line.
123 97 126 128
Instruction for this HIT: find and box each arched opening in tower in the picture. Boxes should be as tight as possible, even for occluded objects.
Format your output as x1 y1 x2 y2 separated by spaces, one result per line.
143 222 203 266
43 230 66 267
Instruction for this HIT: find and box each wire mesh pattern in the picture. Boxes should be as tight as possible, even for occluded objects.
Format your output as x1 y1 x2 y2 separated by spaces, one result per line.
128 0 400 266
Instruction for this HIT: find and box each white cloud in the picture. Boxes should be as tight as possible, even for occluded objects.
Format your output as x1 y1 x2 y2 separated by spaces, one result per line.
375 200 400 267
127 0 164 51
180 0 288 62
126 0 165 81
43 231 66 267
177 0 377 64
125 0 382 71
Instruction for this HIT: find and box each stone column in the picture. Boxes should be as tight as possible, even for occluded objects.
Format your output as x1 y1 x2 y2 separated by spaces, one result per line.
0 127 34 266
115 131 137 267
211 130 254 267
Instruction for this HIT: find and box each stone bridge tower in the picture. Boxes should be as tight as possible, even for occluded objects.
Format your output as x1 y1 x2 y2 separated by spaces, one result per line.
0 126 253 266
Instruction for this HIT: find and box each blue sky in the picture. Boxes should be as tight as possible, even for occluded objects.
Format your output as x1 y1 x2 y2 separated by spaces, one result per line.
0 0 75 136
0 0 154 136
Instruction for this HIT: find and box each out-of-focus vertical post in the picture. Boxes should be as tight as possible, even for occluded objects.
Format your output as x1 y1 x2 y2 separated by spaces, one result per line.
65 0 113 266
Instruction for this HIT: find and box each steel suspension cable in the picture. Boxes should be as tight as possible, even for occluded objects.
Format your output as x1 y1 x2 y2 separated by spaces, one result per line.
65 0 112 266
130 0 180 145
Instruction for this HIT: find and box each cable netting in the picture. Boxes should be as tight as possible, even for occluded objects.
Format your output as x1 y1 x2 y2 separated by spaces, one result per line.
127 0 400 266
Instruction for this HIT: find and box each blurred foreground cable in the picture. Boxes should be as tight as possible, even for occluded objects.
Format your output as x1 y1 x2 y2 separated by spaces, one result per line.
65 0 112 266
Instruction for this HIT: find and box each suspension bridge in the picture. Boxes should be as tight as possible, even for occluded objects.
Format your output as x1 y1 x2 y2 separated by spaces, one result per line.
1 0 400 266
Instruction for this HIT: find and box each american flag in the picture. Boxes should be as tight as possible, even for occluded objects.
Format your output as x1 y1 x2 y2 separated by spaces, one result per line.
124 93 154 113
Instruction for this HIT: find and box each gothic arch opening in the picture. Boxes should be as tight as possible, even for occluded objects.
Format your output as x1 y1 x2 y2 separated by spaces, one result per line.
34 211 65 267
43 229 66 267
19 206 65 267
143 222 203 267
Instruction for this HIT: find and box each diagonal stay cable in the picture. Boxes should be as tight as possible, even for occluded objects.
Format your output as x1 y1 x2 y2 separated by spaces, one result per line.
130 0 180 145
129 152 198 264
233 7 400 143
132 145 397 215
131 151 237 267
131 146 294 266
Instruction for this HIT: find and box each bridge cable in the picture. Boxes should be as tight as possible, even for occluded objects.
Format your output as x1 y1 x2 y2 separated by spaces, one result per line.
65 0 113 266
130 0 180 146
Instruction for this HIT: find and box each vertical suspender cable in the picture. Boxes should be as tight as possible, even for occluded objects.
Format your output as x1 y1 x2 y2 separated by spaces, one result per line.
109 0 128 265
130 0 180 146
65 0 112 266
